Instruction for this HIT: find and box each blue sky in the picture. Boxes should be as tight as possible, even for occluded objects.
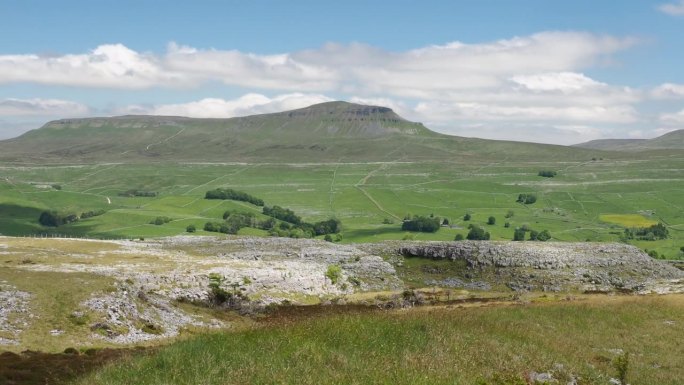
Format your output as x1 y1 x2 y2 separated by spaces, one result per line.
1 0 684 144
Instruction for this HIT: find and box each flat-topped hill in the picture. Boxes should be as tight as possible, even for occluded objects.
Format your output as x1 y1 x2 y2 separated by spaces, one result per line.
0 101 612 163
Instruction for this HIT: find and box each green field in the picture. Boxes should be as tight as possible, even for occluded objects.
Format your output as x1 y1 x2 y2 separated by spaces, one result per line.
1 154 683 258
76 295 684 385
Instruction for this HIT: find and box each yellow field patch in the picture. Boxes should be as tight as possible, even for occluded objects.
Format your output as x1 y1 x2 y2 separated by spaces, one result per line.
599 214 657 228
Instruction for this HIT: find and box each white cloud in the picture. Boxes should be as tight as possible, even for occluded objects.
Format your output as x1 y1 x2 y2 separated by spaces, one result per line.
660 108 684 124
0 98 90 116
0 44 189 89
116 93 333 118
413 101 637 124
0 32 635 94
510 72 605 92
658 0 684 15
651 83 684 99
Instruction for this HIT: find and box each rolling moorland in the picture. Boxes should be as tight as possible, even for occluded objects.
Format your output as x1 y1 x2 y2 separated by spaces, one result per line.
1 101 684 384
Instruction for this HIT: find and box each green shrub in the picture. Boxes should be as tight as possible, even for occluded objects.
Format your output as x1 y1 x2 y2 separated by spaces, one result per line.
487 216 496 225
325 265 342 285
186 224 196 233
466 225 490 240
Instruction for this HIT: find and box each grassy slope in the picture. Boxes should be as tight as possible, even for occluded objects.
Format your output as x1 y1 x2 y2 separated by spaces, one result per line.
1 154 683 258
574 129 684 151
78 295 684 385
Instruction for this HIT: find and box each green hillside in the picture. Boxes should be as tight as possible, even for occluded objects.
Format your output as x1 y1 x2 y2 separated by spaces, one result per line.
0 101 610 163
574 129 684 151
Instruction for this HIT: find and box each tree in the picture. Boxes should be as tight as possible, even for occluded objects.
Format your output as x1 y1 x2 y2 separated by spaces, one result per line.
442 218 450 226
186 224 196 233
529 230 539 241
466 225 490 240
454 233 464 241
513 228 526 241
487 216 496 225
463 213 471 221
504 222 511 228
313 218 341 235
538 170 558 178
324 234 333 242
505 210 514 218
537 230 551 241
517 194 537 204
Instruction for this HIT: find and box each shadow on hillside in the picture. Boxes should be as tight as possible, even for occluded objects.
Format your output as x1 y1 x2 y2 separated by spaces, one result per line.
0 203 99 238
0 348 147 385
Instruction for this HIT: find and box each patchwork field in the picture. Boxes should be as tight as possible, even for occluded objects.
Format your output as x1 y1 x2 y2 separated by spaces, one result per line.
1 154 683 259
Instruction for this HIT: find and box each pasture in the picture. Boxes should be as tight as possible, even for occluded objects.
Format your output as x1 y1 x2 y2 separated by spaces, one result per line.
1 154 683 258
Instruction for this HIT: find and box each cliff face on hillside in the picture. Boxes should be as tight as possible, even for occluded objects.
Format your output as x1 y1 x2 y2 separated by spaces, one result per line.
2 236 682 349
373 241 684 293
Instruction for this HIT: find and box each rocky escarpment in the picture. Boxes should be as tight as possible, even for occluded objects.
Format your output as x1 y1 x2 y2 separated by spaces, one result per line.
2 236 683 349
378 241 684 293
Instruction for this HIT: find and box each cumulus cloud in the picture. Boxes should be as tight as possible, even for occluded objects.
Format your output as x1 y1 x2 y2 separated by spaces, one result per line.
0 32 635 94
658 0 684 15
116 93 333 118
0 44 189 89
660 108 684 124
651 83 684 99
510 72 605 92
0 98 90 116
413 101 637 124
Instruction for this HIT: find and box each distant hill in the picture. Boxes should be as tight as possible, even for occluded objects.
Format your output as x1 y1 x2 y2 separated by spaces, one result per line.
574 130 684 151
0 101 612 163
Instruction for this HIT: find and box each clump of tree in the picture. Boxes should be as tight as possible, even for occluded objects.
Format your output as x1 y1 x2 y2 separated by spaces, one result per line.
80 209 106 219
314 218 341 236
516 193 537 204
624 223 669 241
466 224 490 240
529 229 551 241
513 226 551 241
150 216 171 225
401 215 441 233
538 170 557 178
204 207 340 239
119 189 157 197
262 205 302 225
205 188 264 206
38 211 78 227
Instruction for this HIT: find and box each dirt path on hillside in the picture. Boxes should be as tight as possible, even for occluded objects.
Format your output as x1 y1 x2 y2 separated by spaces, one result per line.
354 164 401 220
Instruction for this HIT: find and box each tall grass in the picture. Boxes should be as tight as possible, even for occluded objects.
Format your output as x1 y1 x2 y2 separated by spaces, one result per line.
78 295 684 385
